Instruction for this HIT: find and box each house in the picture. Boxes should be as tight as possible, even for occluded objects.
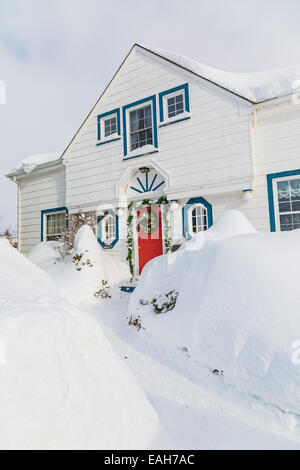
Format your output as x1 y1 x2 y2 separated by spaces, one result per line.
6 44 300 277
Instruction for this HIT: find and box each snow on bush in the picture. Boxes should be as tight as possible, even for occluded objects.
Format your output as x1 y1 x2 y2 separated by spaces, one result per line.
130 210 300 415
28 225 129 304
0 235 161 450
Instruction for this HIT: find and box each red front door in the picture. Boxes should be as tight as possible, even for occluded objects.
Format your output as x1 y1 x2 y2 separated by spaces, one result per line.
137 206 163 274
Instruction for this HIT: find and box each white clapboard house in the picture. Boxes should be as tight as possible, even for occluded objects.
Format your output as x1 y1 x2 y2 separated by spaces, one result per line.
6 44 300 278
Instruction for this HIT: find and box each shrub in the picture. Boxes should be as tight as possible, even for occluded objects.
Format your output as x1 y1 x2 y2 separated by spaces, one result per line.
59 210 98 255
128 315 143 331
140 290 179 314
94 280 112 299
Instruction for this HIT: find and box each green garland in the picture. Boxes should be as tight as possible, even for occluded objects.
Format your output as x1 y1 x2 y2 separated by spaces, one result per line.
126 196 172 276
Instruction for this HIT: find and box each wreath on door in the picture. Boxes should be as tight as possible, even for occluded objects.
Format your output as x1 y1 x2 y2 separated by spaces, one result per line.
138 208 159 234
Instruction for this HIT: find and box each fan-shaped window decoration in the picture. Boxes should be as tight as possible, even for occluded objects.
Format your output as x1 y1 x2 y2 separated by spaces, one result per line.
191 205 208 233
97 210 119 249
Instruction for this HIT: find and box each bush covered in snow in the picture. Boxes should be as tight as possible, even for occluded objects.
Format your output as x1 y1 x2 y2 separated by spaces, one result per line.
28 225 129 304
130 210 300 416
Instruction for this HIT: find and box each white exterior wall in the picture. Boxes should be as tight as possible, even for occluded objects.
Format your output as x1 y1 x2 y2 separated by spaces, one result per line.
18 165 66 254
63 46 255 258
241 98 300 231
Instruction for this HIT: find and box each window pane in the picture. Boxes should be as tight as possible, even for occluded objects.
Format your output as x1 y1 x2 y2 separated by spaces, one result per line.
167 93 184 119
130 105 153 151
277 180 290 201
290 179 300 199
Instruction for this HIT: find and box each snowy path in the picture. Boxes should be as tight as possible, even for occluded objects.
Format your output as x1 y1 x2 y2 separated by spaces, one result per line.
88 298 300 450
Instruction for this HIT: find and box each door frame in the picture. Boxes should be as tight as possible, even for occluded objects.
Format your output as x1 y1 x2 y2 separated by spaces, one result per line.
132 203 167 277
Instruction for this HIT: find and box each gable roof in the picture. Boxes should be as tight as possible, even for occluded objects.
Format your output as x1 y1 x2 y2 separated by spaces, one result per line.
59 43 300 162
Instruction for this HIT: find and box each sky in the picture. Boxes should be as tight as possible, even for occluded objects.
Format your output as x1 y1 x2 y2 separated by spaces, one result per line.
1 0 300 230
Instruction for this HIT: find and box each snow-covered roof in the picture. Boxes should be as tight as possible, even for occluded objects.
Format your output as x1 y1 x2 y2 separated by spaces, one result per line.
7 152 62 177
142 45 300 103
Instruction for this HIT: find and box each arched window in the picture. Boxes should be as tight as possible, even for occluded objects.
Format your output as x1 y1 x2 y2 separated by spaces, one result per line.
191 204 208 233
97 210 119 249
103 214 116 242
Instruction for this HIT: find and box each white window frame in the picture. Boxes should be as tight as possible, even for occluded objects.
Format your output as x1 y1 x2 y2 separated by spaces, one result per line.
188 203 208 234
273 174 300 231
44 210 67 242
126 101 154 153
101 113 118 140
162 90 186 122
101 214 116 243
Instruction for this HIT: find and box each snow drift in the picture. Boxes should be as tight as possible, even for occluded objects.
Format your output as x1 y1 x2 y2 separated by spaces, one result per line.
130 210 300 415
0 239 161 450
28 226 130 304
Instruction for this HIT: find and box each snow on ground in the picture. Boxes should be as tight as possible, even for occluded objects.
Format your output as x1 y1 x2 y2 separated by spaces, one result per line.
0 239 163 450
129 210 300 429
143 44 300 102
4 213 300 449
28 226 129 304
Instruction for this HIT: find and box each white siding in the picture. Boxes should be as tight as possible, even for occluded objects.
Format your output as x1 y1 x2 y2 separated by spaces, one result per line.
241 100 300 231
64 46 254 214
18 166 66 254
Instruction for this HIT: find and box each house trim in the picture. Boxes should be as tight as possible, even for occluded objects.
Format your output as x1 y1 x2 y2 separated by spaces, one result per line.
97 108 121 142
159 83 190 123
267 169 300 232
41 207 68 242
182 197 213 239
122 95 158 157
97 210 119 249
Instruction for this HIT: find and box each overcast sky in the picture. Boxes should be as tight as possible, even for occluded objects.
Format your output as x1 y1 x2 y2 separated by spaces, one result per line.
1 0 300 230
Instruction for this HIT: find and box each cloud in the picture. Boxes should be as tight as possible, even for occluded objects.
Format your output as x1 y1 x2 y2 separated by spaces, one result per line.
1 0 300 229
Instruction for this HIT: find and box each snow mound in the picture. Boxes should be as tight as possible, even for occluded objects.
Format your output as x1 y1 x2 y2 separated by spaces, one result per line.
144 45 300 102
0 235 161 450
130 211 300 415
0 239 58 302
28 225 129 304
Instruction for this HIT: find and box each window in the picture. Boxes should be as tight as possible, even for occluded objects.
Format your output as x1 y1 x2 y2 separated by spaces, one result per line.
103 214 116 241
97 108 121 145
104 116 117 138
97 210 119 249
41 208 68 242
159 84 190 125
191 205 208 233
182 197 213 239
167 94 184 119
122 95 158 158
130 105 153 151
276 178 300 231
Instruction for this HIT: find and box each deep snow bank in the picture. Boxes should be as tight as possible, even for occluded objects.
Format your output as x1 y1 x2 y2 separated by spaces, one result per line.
0 237 161 450
129 211 300 415
28 226 129 304
0 239 58 302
